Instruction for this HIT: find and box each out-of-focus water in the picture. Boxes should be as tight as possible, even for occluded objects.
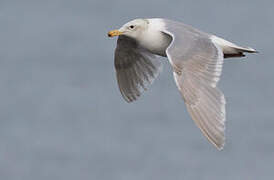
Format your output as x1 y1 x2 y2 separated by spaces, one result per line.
0 0 273 179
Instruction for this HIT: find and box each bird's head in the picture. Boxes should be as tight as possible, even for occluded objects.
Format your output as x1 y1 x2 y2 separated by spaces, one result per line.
108 19 149 39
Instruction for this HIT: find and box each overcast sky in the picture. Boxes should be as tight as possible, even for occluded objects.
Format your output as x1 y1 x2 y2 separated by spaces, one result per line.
0 0 273 179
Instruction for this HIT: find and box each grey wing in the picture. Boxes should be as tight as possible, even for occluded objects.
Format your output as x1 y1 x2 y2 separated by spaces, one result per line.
162 20 226 150
114 35 162 102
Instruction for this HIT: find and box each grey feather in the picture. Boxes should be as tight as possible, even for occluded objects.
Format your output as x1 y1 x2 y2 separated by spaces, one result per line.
162 19 226 150
114 35 162 102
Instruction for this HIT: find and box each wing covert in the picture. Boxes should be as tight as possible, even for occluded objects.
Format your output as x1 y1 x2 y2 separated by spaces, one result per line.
162 19 226 149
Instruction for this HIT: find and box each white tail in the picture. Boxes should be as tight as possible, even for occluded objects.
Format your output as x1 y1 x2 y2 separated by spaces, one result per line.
211 35 257 58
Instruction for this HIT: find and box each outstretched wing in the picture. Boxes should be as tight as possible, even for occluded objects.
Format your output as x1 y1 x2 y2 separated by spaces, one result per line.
114 35 162 102
162 19 226 150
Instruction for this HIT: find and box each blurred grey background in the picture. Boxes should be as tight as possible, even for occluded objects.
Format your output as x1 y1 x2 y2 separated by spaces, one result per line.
0 0 273 179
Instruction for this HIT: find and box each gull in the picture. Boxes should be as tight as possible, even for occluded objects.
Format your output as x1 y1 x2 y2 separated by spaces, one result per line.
108 18 257 150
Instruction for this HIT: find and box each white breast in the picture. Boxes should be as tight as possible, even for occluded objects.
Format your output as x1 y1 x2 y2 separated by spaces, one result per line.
137 19 172 57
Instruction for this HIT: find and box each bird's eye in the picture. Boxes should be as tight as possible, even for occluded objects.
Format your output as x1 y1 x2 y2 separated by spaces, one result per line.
129 25 135 29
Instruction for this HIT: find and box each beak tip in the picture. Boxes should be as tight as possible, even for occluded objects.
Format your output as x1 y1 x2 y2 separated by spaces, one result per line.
107 30 122 38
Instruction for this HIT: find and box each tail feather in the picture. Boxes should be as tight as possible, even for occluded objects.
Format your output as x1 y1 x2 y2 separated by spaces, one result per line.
211 35 257 59
232 46 257 53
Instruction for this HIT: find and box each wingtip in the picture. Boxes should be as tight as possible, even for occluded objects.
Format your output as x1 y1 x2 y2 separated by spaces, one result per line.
210 138 225 151
216 143 225 151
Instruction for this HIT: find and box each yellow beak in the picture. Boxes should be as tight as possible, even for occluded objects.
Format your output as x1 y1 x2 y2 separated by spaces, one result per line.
108 30 123 37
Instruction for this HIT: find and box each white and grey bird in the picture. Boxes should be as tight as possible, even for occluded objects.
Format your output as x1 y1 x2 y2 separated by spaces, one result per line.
108 18 257 150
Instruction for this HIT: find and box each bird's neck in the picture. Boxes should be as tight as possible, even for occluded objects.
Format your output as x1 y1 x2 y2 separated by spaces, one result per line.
138 29 172 57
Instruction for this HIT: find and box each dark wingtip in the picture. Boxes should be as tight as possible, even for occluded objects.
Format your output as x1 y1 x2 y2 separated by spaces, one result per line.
224 53 245 58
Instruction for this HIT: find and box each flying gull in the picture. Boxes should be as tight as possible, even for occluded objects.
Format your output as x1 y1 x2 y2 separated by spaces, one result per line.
108 18 257 150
